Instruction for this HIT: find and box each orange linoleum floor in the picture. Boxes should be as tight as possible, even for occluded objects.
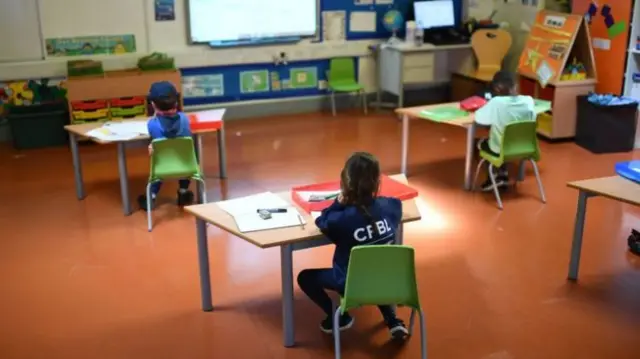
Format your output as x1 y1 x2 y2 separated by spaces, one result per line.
1 111 640 359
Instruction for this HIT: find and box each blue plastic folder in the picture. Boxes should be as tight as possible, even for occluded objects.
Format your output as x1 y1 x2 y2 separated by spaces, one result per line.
615 161 640 184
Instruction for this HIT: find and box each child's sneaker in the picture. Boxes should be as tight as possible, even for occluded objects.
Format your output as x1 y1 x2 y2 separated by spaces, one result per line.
628 229 640 256
320 313 354 334
386 317 409 340
177 189 194 206
138 194 155 211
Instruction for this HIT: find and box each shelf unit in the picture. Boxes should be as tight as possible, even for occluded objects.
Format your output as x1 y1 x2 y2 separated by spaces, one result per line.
623 0 640 148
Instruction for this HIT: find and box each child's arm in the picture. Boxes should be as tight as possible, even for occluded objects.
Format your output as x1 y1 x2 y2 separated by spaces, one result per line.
315 199 346 241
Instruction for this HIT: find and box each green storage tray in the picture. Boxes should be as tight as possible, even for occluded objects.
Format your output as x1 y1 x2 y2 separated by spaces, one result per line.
137 52 175 71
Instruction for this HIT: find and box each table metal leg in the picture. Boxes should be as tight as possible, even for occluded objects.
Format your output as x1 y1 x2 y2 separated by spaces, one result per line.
568 191 591 281
217 127 227 179
280 244 295 347
116 142 132 216
463 123 477 191
69 133 85 200
196 217 213 311
401 114 409 175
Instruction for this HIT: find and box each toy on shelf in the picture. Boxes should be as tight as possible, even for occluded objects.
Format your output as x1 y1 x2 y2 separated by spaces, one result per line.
561 57 587 80
67 60 104 77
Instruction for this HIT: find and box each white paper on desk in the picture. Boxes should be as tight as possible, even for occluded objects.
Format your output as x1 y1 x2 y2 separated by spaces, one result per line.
105 120 148 136
311 211 322 220
349 11 377 33
217 192 290 217
234 210 306 233
192 108 226 123
85 127 139 142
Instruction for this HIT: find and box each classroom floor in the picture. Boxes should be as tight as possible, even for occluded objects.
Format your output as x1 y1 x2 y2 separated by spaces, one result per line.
1 111 640 359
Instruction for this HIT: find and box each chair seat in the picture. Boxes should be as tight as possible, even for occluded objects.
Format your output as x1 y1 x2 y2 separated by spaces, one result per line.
479 150 540 168
329 81 364 92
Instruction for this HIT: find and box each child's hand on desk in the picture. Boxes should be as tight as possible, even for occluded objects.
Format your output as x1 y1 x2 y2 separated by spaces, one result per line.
148 144 153 156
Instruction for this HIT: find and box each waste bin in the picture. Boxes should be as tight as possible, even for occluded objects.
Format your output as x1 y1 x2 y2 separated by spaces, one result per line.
575 95 638 154
6 102 69 150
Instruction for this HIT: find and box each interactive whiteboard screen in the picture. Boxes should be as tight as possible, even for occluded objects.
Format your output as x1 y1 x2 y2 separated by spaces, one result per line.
188 0 318 44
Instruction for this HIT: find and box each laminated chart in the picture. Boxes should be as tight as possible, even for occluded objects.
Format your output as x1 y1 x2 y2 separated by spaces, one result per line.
239 70 270 93
289 67 318 89
182 74 224 98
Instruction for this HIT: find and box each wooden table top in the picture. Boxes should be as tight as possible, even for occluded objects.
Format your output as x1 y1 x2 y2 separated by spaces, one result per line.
64 121 220 144
395 102 474 127
185 174 422 249
567 176 640 206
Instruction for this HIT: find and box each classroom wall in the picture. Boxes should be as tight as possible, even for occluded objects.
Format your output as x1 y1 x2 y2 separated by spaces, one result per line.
572 0 630 94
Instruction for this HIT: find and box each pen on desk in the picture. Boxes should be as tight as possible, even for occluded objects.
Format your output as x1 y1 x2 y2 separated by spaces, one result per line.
256 208 288 213
298 214 305 229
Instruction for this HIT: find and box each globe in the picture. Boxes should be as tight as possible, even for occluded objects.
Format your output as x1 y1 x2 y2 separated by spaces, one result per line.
383 10 404 33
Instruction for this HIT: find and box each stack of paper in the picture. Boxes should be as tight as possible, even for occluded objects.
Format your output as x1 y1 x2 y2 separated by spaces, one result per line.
85 120 148 142
217 192 306 233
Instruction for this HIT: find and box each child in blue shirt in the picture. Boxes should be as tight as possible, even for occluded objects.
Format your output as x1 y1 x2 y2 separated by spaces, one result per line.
297 152 409 340
137 81 195 210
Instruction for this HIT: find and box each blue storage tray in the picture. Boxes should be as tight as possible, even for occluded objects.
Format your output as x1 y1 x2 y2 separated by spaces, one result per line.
615 161 640 183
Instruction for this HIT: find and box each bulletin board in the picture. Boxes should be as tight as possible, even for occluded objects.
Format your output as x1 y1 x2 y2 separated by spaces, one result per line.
181 59 359 105
517 10 596 87
572 0 630 94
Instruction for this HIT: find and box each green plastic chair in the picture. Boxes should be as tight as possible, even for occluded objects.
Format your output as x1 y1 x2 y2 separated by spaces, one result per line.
327 57 367 117
333 245 426 359
472 121 546 210
146 137 207 231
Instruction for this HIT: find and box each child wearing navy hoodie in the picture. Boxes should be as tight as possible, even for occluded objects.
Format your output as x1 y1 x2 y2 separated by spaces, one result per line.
297 152 409 339
137 81 195 210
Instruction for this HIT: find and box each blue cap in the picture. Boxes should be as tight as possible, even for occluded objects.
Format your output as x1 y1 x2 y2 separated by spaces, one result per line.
148 81 178 98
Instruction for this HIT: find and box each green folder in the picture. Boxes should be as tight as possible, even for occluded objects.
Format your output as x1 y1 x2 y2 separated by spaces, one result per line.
534 99 552 114
420 106 469 122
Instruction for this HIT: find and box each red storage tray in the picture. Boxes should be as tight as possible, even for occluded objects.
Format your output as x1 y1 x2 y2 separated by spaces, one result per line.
71 100 107 111
188 113 223 131
110 96 146 107
460 96 487 112
291 175 418 213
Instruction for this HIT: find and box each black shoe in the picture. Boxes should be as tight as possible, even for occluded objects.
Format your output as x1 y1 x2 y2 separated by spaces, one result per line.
320 313 354 334
177 190 194 206
628 229 640 256
481 175 509 192
386 317 409 340
138 194 155 211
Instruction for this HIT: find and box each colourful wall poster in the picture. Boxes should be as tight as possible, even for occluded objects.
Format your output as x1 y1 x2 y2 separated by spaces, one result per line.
45 35 136 57
0 79 66 117
572 0 631 94
290 67 318 89
240 70 270 93
155 0 175 21
182 74 224 98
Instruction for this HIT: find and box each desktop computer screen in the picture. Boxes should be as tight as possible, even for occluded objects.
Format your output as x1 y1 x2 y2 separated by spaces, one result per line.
413 0 455 29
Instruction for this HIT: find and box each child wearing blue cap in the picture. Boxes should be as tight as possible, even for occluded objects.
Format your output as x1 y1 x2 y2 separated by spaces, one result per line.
137 81 195 210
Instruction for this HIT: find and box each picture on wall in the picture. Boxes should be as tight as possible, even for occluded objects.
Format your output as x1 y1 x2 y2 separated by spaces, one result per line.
46 35 136 57
155 0 176 21
182 74 225 98
240 71 270 93
289 67 318 89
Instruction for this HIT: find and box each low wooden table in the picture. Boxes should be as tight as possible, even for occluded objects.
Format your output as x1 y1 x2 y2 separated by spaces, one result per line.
396 102 478 190
65 122 227 216
184 174 422 348
566 176 640 280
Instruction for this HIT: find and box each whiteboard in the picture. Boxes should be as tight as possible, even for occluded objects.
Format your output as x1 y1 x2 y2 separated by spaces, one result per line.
187 0 318 44
0 0 44 62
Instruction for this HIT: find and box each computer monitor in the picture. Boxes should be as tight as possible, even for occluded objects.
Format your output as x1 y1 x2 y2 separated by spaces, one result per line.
414 0 455 29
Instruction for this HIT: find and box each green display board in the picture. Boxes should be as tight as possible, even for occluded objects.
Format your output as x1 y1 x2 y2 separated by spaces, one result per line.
239 70 269 93
290 67 318 89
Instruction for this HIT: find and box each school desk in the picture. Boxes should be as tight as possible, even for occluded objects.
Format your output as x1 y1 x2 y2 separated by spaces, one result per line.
566 176 640 280
64 122 227 216
184 173 422 348
396 102 478 190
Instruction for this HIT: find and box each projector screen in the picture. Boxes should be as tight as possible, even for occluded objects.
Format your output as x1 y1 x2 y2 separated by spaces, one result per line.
188 0 318 44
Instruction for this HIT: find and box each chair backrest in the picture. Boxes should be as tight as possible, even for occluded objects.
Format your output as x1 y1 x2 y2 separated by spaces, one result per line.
342 245 421 311
471 29 512 79
500 121 540 162
328 57 356 84
149 136 201 181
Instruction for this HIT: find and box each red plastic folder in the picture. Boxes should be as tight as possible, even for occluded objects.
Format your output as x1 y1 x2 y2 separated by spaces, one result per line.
187 109 224 131
291 175 419 213
459 96 487 112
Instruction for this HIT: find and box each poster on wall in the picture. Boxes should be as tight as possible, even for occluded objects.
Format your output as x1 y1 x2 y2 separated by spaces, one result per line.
155 0 176 21
289 68 318 89
239 71 270 93
45 35 136 57
182 74 225 98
